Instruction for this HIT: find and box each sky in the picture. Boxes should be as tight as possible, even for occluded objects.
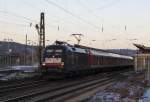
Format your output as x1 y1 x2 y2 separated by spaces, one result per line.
0 0 150 49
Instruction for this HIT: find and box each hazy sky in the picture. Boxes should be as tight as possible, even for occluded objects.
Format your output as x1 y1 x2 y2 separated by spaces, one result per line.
0 0 150 49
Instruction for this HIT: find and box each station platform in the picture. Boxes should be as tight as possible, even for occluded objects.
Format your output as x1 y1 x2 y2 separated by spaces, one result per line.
0 65 38 73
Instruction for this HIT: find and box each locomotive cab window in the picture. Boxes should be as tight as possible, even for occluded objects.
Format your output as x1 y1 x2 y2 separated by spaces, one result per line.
45 49 63 57
46 49 53 53
43 48 64 64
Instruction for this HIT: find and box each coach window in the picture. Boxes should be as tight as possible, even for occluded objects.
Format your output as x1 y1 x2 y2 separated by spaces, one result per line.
101 56 103 64
103 57 105 65
97 56 99 64
98 56 100 64
96 56 98 65
95 56 98 65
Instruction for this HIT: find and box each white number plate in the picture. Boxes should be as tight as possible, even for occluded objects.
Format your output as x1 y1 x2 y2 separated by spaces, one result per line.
45 58 61 63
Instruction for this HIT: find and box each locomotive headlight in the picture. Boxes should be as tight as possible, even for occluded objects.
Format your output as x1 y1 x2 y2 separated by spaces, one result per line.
61 62 64 66
42 63 46 66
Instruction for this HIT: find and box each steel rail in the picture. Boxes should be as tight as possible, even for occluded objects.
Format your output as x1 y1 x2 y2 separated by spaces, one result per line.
0 79 47 93
3 72 117 102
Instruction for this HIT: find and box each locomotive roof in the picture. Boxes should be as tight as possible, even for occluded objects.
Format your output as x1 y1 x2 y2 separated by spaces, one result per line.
46 41 133 60
74 44 110 53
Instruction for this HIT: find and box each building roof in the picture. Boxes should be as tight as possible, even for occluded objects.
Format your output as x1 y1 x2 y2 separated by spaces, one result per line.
133 43 150 53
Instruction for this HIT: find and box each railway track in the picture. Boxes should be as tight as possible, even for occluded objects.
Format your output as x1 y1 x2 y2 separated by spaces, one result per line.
0 79 48 93
35 77 116 102
0 74 42 87
2 71 123 102
0 72 107 101
0 73 66 94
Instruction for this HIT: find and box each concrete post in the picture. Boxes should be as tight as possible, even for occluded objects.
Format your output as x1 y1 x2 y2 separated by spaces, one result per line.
134 57 138 71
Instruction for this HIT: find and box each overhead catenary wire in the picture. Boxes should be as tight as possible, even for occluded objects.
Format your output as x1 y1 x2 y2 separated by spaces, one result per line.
0 9 62 32
0 1 120 39
78 0 105 32
19 0 93 34
21 0 42 12
77 0 121 18
96 0 121 11
20 0 86 28
78 0 121 33
45 0 99 30
0 20 30 27
0 1 64 44
0 9 38 23
78 0 100 18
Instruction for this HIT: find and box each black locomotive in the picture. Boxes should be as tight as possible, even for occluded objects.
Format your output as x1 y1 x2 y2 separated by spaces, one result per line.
41 41 133 75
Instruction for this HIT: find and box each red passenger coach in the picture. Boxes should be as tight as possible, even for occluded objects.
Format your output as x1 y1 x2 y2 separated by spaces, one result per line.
88 51 93 65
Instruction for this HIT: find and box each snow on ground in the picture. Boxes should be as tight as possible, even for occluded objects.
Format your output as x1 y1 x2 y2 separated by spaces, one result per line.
87 71 150 102
0 65 40 81
0 73 6 78
11 65 39 72
143 88 150 102
87 91 121 102
0 72 40 81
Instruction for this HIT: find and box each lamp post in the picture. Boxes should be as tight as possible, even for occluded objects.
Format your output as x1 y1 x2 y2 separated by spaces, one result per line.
3 38 13 67
24 34 27 65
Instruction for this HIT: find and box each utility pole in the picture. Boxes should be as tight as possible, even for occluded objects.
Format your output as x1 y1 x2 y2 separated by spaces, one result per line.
35 12 45 67
40 12 45 48
25 34 27 65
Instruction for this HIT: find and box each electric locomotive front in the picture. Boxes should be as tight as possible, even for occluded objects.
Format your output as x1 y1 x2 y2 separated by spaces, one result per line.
41 45 66 74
